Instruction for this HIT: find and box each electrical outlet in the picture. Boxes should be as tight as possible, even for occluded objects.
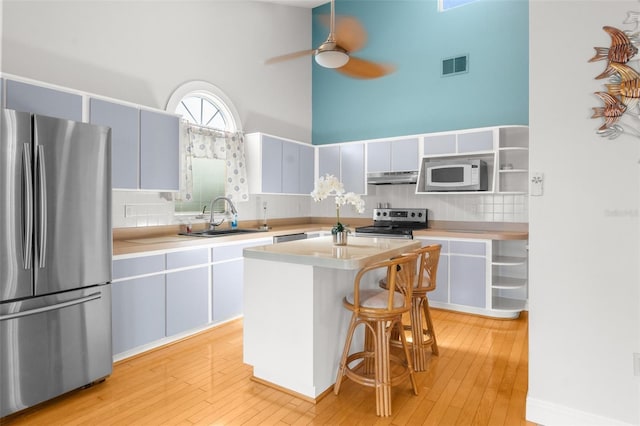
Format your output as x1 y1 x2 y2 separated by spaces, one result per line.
124 205 134 217
634 353 640 376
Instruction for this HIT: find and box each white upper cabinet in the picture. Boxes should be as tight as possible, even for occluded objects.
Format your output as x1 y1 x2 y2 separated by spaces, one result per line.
367 137 419 172
140 109 180 191
317 142 365 195
5 80 82 122
90 98 140 190
90 99 180 191
245 133 314 195
417 125 529 195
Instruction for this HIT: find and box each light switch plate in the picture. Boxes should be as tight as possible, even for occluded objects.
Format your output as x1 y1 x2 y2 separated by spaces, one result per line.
531 172 544 196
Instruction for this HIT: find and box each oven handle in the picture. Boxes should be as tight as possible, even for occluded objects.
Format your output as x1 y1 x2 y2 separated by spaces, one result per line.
354 233 414 239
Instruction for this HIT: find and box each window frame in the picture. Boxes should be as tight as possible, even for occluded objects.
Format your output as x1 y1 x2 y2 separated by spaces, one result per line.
166 81 242 215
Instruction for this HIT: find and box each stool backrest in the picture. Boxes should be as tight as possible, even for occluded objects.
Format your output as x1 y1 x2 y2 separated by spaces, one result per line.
353 253 419 314
415 244 442 292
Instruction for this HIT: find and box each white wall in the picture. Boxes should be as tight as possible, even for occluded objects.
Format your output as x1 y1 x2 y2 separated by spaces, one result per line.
528 1 640 424
1 0 312 142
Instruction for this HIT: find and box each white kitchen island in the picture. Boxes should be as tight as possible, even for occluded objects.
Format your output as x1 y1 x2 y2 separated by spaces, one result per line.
242 236 420 402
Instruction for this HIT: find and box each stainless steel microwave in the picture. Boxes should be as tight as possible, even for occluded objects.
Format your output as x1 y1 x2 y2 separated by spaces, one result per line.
424 159 488 191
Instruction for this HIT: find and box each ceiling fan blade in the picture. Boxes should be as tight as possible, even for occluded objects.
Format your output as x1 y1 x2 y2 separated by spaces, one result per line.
265 49 315 65
337 56 395 79
318 15 367 53
335 16 367 53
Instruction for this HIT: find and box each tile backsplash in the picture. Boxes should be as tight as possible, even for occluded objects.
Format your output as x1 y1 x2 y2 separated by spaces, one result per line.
112 185 527 228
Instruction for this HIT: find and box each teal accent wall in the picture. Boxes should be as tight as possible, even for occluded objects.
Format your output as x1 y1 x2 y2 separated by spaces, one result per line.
312 0 529 145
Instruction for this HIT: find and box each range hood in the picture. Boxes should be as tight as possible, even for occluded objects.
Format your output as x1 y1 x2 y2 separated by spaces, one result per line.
367 170 418 185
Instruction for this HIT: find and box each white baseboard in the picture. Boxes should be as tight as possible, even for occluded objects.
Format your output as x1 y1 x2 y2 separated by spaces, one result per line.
526 397 634 426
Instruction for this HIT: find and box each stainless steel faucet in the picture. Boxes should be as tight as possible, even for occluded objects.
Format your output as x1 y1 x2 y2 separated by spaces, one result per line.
209 196 238 229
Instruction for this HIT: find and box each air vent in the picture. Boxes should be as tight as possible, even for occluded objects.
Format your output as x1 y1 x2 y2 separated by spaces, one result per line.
442 54 468 76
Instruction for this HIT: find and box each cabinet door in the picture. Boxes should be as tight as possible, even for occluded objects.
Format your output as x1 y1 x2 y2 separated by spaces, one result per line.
450 255 486 308
139 109 179 191
428 255 449 303
212 259 243 322
458 130 494 153
298 144 315 194
367 141 391 173
318 145 340 178
166 266 210 335
341 143 365 194
261 135 283 193
90 99 139 189
391 138 419 171
282 141 299 194
6 80 82 122
111 275 166 355
423 134 456 156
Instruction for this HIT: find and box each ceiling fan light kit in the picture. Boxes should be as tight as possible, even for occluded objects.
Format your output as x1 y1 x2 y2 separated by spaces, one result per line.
315 44 349 68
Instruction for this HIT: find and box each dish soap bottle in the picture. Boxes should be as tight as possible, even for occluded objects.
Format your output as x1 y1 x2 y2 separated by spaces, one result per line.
231 212 238 229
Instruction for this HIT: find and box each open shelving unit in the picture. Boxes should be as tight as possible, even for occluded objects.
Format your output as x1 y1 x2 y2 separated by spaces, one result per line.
491 240 528 315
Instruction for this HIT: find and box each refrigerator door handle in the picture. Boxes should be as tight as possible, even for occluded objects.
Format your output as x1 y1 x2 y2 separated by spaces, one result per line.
0 292 102 322
36 145 47 269
22 143 33 269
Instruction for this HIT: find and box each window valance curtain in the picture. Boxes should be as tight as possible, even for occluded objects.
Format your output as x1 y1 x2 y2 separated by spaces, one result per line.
177 120 249 203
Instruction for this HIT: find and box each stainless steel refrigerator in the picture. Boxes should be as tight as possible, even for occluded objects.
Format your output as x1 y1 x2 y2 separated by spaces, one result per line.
0 109 113 418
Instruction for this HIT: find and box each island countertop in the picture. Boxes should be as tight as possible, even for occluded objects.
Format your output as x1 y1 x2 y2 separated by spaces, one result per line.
243 235 421 270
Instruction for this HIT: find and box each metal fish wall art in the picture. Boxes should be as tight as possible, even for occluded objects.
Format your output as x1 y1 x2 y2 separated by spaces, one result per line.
589 26 638 79
590 17 640 140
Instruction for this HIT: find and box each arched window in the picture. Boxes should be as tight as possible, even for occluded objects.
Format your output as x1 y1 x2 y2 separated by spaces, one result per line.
166 82 242 213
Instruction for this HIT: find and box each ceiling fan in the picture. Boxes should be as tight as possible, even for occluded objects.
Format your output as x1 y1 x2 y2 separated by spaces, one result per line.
265 0 395 79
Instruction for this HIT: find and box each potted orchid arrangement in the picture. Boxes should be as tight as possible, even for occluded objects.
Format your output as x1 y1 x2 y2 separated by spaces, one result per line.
311 174 365 245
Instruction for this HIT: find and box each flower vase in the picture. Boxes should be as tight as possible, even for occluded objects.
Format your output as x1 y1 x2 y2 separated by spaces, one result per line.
333 230 348 246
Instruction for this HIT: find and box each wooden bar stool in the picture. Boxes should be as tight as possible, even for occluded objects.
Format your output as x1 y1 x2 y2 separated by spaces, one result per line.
380 244 442 371
334 253 419 417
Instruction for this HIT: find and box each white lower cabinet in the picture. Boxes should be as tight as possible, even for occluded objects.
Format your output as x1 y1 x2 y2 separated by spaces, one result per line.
212 260 243 322
112 239 271 360
166 266 210 336
449 240 487 309
417 236 527 318
112 274 166 355
211 237 272 323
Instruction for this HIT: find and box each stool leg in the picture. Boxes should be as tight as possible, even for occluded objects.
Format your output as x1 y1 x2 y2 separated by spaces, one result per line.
334 314 358 395
363 322 375 375
397 319 419 396
410 296 428 372
374 319 392 417
423 296 439 356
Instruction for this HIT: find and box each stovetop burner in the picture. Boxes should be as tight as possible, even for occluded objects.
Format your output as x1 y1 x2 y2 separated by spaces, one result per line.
355 208 428 239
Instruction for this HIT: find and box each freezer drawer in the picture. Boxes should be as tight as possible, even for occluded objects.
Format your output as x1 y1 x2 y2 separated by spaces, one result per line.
0 285 112 417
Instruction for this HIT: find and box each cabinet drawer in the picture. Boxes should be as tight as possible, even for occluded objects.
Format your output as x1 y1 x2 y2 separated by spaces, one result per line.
450 241 486 256
113 254 165 280
213 238 272 262
166 248 209 269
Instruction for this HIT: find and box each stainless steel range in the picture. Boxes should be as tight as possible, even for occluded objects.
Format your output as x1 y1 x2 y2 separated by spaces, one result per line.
355 208 428 239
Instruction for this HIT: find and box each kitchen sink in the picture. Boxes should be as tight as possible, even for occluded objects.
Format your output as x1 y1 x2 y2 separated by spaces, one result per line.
180 228 265 237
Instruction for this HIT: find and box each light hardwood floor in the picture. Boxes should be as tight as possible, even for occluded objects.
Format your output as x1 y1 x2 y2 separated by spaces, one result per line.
2 309 534 425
